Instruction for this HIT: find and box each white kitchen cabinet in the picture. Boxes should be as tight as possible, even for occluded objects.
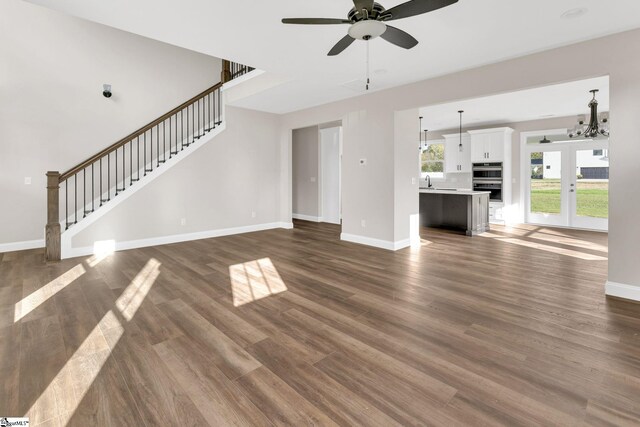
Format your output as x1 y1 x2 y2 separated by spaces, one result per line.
489 202 505 223
468 128 514 224
469 128 513 163
443 133 471 173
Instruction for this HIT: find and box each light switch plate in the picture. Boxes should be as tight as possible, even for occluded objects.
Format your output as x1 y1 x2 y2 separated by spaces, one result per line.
310 177 316 183
24 177 32 185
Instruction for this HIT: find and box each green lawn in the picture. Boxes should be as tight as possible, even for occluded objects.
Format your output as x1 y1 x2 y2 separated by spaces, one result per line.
531 179 608 218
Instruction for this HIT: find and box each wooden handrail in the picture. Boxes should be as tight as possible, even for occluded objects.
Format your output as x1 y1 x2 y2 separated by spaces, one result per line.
60 81 223 182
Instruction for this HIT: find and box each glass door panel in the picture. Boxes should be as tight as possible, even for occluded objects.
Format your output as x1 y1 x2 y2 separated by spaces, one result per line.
530 151 562 215
571 148 609 230
528 149 568 226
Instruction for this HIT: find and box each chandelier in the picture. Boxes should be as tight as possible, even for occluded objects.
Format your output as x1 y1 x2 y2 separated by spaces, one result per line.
568 89 610 139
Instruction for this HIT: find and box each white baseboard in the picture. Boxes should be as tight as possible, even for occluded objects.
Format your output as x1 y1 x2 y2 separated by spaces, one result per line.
64 222 293 259
0 239 45 253
605 281 640 302
292 213 322 222
340 233 410 251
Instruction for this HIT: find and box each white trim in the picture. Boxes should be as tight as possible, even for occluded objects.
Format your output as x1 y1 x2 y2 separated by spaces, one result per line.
605 281 640 302
60 123 227 259
64 222 294 259
292 213 323 222
221 69 264 91
0 239 45 253
340 233 410 251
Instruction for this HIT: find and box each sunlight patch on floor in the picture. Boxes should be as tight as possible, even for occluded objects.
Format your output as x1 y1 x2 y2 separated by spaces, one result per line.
86 240 116 267
116 258 161 321
229 258 287 307
14 263 86 322
24 258 161 423
480 232 607 261
497 226 607 253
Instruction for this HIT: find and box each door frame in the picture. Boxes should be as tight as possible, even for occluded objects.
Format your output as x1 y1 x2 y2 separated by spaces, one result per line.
318 125 343 225
520 129 609 231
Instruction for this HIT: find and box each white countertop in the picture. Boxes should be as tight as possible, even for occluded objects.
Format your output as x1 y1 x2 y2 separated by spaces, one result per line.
419 188 491 196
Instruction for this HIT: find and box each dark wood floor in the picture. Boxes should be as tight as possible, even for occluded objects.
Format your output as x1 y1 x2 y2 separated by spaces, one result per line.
2 220 639 426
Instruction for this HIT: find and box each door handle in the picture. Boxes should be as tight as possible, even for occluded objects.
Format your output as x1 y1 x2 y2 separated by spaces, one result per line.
570 189 575 192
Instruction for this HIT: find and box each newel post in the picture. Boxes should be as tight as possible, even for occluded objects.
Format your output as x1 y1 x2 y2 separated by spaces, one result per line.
45 171 61 261
221 59 231 83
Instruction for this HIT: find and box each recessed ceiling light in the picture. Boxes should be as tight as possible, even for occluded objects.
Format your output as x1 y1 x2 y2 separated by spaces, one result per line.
561 7 588 20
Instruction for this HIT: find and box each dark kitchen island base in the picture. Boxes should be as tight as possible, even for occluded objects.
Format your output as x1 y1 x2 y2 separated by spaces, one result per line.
419 190 491 236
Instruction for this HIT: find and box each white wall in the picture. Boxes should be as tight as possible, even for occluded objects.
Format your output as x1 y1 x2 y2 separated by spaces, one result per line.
71 106 283 249
0 0 221 247
278 28 640 292
292 126 319 219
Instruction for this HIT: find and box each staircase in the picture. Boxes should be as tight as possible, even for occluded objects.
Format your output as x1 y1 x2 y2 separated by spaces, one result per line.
45 60 254 261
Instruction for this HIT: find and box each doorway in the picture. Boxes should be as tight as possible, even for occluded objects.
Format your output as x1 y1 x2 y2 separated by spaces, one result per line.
291 123 342 226
523 132 609 231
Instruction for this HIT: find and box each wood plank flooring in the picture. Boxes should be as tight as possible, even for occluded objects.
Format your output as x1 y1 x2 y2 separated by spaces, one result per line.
1 220 639 426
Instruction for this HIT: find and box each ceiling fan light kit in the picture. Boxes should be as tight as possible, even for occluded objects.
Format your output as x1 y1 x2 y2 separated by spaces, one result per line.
282 0 458 90
348 20 387 40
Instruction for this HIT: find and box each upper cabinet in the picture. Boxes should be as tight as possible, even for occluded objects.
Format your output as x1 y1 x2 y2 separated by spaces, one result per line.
468 128 514 163
443 133 471 173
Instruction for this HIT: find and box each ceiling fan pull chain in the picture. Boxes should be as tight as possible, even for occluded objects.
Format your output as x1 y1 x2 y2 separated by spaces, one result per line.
366 38 370 91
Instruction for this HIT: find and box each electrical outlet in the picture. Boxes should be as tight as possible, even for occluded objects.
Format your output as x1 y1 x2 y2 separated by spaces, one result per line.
180 218 186 226
310 177 316 183
24 177 32 185
361 219 366 228
512 178 517 184
411 177 416 185
251 211 256 218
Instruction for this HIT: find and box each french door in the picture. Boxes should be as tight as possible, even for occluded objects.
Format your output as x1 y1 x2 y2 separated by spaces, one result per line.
525 140 609 231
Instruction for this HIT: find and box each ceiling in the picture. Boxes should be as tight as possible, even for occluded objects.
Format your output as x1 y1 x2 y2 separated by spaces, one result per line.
26 0 640 114
420 76 610 131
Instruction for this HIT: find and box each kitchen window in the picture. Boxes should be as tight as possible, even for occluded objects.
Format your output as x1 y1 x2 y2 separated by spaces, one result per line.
421 143 445 179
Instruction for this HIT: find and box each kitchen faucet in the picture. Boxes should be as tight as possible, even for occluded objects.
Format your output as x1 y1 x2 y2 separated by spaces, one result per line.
425 174 432 188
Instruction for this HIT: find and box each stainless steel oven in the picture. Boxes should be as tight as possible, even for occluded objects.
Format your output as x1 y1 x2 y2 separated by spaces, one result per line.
473 163 503 202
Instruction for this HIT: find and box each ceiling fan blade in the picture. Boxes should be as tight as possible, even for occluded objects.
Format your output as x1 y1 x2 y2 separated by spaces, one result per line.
282 18 351 25
380 25 419 49
328 35 355 56
353 0 375 12
385 0 458 21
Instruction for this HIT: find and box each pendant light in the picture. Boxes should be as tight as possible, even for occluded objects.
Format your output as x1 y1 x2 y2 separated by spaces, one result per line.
568 89 610 139
418 116 424 150
458 110 464 152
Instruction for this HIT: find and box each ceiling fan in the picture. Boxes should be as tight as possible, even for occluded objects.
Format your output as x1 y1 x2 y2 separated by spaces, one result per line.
282 0 459 56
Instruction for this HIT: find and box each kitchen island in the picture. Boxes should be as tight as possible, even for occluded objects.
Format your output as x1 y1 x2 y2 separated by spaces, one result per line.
419 188 491 236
